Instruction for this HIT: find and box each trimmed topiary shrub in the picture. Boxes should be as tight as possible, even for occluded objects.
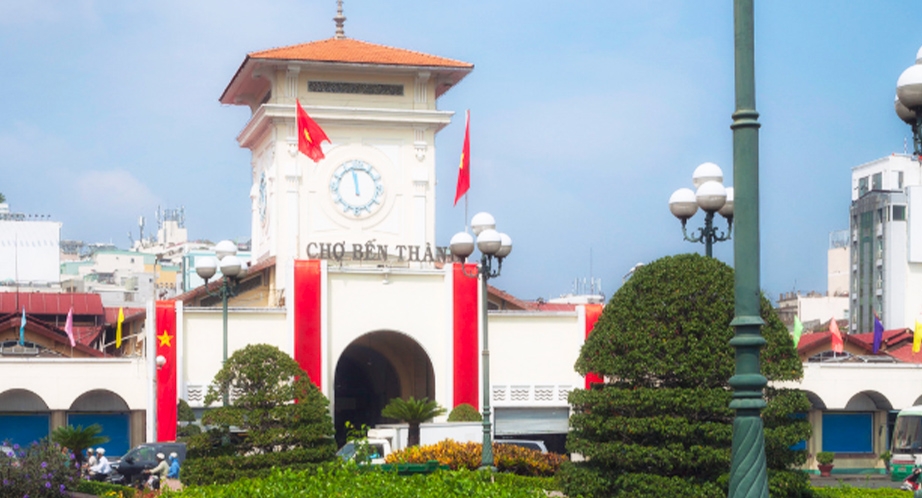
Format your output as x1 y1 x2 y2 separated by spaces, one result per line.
447 403 483 422
563 254 812 498
386 439 566 476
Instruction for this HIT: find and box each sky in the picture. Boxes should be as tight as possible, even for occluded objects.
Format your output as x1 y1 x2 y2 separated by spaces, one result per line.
1 0 920 304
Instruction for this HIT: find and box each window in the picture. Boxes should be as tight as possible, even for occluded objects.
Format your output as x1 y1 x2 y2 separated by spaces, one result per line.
894 205 907 221
858 177 869 197
873 172 883 191
899 171 905 189
308 81 404 96
822 413 873 453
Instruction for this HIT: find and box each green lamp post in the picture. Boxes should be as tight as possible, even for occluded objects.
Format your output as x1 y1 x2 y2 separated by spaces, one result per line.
895 46 922 155
449 212 513 470
195 239 246 407
728 0 769 497
669 162 734 257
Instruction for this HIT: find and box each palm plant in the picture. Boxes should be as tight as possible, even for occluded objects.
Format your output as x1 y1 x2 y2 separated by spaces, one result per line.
381 396 446 447
50 424 109 466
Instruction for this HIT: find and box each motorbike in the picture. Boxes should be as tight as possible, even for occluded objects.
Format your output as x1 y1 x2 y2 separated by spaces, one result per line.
901 466 922 491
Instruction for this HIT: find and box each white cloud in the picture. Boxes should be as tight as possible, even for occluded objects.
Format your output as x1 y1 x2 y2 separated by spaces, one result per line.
74 170 159 214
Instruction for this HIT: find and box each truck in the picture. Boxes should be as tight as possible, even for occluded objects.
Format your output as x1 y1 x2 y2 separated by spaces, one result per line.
369 422 483 452
337 422 483 464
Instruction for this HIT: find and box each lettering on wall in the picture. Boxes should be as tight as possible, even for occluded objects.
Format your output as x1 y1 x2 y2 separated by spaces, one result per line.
306 241 452 263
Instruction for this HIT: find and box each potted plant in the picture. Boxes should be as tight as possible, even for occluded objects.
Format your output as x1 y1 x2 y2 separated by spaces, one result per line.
880 450 892 473
816 451 835 477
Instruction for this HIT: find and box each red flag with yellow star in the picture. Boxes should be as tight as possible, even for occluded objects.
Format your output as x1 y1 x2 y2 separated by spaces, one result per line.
454 110 470 206
155 301 177 441
297 99 330 162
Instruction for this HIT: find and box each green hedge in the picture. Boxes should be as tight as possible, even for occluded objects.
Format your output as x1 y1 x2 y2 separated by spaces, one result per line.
74 479 137 497
182 446 333 486
163 464 551 497
812 488 909 497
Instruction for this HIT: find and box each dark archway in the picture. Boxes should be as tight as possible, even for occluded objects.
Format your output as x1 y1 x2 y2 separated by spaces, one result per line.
333 331 435 444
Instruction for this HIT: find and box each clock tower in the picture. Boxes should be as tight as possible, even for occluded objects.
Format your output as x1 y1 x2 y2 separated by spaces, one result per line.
220 15 472 291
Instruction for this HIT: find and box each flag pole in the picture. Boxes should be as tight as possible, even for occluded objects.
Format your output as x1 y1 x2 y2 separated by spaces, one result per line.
464 194 469 233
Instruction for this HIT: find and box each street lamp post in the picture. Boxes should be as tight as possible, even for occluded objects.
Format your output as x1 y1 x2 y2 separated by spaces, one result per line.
895 46 922 155
728 0 769 496
195 240 247 406
449 212 513 470
668 162 734 257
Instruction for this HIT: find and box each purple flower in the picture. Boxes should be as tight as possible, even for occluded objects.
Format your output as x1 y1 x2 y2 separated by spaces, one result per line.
59 484 65 491
12 444 18 450
45 481 51 488
2 478 7 485
41 461 47 468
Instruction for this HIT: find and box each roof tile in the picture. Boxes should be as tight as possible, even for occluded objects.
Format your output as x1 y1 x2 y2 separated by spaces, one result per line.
249 38 473 68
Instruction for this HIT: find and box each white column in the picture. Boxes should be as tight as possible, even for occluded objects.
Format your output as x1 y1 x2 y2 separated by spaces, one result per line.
145 299 156 442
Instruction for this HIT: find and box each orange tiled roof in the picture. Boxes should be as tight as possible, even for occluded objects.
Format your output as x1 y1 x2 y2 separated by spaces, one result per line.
249 37 473 69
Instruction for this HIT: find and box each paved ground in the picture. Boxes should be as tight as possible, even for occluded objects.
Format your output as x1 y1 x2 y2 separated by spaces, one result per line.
810 474 903 489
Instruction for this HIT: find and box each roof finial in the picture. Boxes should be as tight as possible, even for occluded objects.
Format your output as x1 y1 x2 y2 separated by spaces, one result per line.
334 0 346 39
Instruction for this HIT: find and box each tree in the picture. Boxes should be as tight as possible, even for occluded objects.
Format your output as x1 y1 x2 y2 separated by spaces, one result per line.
381 396 446 447
562 254 812 498
198 343 336 459
50 424 108 466
0 192 6 203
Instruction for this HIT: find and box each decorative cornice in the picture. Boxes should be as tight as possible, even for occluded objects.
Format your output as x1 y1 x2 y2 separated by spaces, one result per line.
237 103 454 149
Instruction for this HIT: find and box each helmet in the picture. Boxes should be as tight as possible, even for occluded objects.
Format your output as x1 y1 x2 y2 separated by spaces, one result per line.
157 453 165 460
169 452 178 459
95 448 105 455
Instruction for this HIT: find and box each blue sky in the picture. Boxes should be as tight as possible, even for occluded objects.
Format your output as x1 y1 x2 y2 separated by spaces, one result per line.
0 1 919 303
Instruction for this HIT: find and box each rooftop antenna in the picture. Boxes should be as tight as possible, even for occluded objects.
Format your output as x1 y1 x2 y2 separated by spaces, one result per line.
139 216 145 246
334 0 346 39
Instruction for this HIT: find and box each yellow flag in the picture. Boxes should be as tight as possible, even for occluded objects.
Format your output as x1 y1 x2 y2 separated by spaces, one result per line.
116 307 124 348
914 320 922 354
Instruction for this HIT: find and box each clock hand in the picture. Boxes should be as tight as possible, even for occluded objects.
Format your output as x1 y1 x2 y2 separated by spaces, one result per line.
352 170 360 196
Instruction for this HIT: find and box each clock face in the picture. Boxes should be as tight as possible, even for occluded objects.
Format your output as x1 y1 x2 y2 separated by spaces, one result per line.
330 160 384 217
258 171 268 226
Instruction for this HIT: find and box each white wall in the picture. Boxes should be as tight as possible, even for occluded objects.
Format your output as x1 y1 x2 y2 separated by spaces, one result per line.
776 362 922 410
489 311 584 408
180 307 288 407
0 358 147 410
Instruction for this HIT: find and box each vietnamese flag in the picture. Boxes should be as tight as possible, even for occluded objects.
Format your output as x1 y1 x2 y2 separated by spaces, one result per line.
453 110 471 206
296 99 330 162
829 318 844 354
155 301 177 442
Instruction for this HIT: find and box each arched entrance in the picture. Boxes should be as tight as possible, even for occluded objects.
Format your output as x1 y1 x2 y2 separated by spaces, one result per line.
333 331 435 443
69 390 131 457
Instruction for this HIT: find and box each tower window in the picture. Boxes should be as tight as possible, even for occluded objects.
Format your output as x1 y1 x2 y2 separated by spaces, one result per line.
858 177 869 197
893 205 907 221
308 81 404 96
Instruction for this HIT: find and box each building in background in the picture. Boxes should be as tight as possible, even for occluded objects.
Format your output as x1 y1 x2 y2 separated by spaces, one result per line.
776 230 850 329
848 154 921 333
0 203 61 290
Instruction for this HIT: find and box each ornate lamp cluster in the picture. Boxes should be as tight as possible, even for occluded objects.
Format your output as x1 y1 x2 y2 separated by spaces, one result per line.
668 162 734 257
895 46 922 156
448 212 512 470
194 240 248 406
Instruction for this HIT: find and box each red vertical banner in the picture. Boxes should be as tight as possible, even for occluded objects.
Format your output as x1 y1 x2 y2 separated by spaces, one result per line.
453 263 479 409
155 301 177 441
584 304 604 389
294 260 322 387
